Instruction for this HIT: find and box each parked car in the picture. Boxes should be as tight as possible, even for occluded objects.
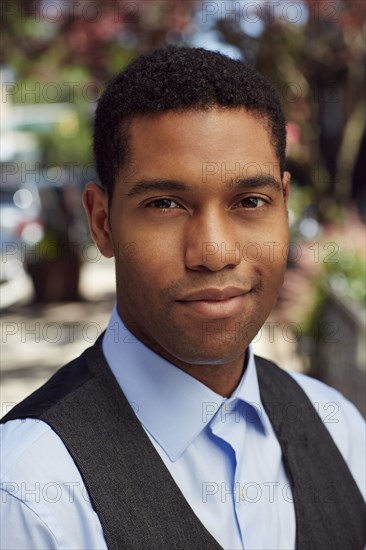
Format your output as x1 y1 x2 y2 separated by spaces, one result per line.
0 167 88 302
0 173 42 284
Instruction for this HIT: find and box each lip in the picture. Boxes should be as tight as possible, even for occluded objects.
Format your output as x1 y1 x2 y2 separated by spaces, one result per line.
178 286 248 301
177 287 250 319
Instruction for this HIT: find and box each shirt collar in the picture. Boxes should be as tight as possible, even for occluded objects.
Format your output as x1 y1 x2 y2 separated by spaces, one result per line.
228 346 272 436
102 305 270 461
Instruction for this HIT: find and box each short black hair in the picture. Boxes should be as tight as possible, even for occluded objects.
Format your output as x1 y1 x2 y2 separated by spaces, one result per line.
94 45 286 201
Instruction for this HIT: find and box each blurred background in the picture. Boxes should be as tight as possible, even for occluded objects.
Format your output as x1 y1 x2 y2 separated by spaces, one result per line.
1 0 365 417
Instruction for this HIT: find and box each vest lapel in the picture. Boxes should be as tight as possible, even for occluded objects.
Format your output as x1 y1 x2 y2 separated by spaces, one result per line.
41 342 223 550
255 356 366 550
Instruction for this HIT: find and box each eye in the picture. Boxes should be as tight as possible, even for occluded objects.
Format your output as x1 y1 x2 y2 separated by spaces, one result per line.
234 196 267 209
145 198 181 210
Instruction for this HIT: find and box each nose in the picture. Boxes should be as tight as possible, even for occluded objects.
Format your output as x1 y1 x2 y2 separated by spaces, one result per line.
184 208 241 272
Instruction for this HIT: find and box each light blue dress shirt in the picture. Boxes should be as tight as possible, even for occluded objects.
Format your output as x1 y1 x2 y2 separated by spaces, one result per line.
1 305 365 549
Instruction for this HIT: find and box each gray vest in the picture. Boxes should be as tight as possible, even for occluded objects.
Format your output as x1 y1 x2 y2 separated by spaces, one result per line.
2 338 365 549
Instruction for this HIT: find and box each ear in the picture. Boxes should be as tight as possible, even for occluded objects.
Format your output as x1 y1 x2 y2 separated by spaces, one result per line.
83 183 114 258
282 171 291 208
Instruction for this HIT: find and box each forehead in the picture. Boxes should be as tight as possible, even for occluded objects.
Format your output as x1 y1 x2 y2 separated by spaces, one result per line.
124 108 279 183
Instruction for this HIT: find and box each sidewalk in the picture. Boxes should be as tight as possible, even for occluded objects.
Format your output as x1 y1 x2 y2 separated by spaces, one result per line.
1 255 306 414
1 255 115 412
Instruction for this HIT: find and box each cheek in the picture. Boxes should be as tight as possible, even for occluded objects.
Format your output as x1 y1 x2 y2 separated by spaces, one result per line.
249 241 288 299
117 218 181 264
115 243 170 304
244 227 288 271
112 215 182 298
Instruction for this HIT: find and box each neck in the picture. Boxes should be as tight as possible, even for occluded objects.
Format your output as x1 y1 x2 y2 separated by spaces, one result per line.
127 322 246 396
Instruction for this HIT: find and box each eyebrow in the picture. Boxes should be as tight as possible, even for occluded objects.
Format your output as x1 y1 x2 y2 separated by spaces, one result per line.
126 179 190 198
125 175 282 198
227 175 282 192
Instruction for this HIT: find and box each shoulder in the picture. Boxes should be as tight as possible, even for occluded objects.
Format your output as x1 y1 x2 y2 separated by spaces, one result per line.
1 418 107 548
287 370 366 500
0 343 97 424
287 370 364 429
1 418 78 479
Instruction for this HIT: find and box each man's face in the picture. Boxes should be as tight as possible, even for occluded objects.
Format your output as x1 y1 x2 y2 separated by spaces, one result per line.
91 108 290 368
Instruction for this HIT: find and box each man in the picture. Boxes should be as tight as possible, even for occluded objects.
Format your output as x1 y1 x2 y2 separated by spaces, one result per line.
1 46 365 550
